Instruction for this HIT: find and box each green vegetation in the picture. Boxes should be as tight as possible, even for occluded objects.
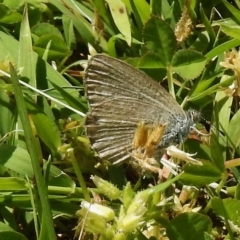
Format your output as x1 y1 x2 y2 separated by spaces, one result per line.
0 0 240 239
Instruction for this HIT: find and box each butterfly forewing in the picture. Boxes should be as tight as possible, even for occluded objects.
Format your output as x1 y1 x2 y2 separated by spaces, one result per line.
85 55 188 164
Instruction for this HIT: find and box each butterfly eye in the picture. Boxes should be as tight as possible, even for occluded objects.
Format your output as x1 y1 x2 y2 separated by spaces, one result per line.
190 110 201 122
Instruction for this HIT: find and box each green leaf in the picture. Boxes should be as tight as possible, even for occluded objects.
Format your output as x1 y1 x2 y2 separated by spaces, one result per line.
0 31 78 97
25 97 62 154
152 174 182 193
150 0 162 16
32 23 63 38
0 145 34 177
0 177 27 191
91 0 117 36
62 15 77 50
0 4 22 24
221 24 240 41
0 79 17 144
187 75 233 102
0 222 16 231
49 200 79 216
143 16 176 65
212 197 240 225
0 209 17 233
105 0 131 46
130 0 150 27
172 50 207 80
137 52 167 81
228 109 240 149
18 5 36 86
184 139 211 161
2 0 24 9
213 76 233 136
161 1 174 22
190 32 210 53
235 183 240 200
138 52 165 68
166 212 212 240
0 144 74 187
50 81 88 114
222 0 240 23
49 0 108 52
10 62 56 239
0 231 27 240
205 39 240 60
180 160 222 187
210 132 226 172
33 34 70 60
199 5 216 49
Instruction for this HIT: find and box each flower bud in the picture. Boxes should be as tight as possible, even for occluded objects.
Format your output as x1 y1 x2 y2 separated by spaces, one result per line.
81 200 115 221
91 175 121 200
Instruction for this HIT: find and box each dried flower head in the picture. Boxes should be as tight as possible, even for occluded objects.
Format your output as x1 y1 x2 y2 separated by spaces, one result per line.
220 49 240 96
175 6 193 44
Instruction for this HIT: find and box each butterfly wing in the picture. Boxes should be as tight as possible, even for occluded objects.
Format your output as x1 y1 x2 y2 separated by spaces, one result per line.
85 55 187 164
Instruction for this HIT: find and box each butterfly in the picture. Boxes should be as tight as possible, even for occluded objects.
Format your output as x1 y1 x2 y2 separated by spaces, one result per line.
84 54 199 166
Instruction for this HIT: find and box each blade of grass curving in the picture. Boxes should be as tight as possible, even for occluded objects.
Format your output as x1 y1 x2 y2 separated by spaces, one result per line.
18 4 36 150
222 0 240 22
9 64 56 240
187 75 234 102
205 39 240 59
50 80 88 113
199 4 216 49
152 173 183 193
